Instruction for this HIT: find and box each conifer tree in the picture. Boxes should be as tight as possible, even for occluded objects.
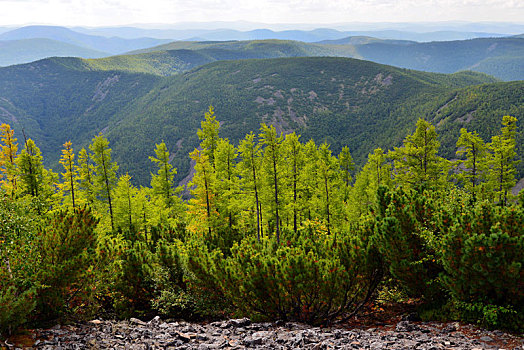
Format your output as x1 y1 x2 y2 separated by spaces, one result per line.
259 124 284 243
391 118 448 188
300 139 319 221
238 132 263 240
338 146 355 201
76 148 95 206
58 141 77 208
487 116 518 205
90 134 118 231
283 132 303 233
315 143 341 236
214 138 238 233
0 124 18 196
114 174 135 231
351 148 392 217
17 138 44 198
149 141 177 208
188 149 217 237
455 128 488 200
197 106 220 168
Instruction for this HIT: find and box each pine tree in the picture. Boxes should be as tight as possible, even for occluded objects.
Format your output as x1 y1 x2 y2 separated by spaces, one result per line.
487 116 518 205
197 106 220 168
0 124 18 196
58 141 77 209
90 134 118 231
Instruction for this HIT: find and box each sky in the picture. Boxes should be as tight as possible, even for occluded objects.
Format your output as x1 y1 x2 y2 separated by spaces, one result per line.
1 0 523 27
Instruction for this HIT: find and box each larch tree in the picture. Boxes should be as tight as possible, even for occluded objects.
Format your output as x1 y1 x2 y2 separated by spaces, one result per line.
259 124 284 243
90 133 118 231
338 146 355 202
455 128 488 201
315 143 341 237
197 106 220 168
0 124 18 196
351 148 392 218
238 132 263 240
391 118 448 188
214 138 238 233
149 141 177 208
283 132 303 234
113 173 135 231
17 138 44 198
76 148 95 206
188 148 218 237
58 141 77 209
487 115 518 206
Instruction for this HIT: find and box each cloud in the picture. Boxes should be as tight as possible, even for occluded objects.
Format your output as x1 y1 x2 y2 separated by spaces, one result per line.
0 0 523 26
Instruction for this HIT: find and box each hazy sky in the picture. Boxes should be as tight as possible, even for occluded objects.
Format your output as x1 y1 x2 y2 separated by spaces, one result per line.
1 0 523 27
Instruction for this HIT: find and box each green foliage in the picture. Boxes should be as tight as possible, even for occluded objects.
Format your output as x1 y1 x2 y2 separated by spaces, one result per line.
187 222 382 324
36 208 99 320
374 186 443 298
391 119 449 188
439 202 523 330
0 196 39 335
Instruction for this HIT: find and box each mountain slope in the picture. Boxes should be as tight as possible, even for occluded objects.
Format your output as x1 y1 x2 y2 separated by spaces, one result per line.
0 25 171 55
128 37 524 81
0 55 519 187
0 57 162 163
103 57 498 183
354 37 524 79
0 38 108 67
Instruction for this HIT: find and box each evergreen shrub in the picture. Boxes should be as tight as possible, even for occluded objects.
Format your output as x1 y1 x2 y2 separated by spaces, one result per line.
439 202 523 330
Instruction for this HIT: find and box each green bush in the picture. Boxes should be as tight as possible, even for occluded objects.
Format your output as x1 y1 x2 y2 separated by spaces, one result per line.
439 202 523 330
187 220 382 324
36 207 99 321
374 186 443 298
0 195 39 335
98 224 191 319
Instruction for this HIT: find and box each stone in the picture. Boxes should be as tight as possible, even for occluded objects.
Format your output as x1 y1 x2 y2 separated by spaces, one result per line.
130 317 147 326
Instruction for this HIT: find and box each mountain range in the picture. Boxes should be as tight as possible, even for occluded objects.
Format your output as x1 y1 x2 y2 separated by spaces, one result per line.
0 53 521 187
2 25 523 82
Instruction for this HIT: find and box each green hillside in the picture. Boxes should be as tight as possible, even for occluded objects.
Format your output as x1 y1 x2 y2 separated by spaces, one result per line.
0 57 161 164
103 57 499 184
1 55 520 187
352 37 524 80
126 37 524 81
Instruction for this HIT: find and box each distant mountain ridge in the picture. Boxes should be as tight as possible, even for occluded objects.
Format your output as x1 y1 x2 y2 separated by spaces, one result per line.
0 38 108 67
125 37 524 81
0 25 171 55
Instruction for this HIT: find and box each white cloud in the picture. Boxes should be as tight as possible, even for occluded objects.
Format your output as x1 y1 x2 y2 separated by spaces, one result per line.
0 0 523 26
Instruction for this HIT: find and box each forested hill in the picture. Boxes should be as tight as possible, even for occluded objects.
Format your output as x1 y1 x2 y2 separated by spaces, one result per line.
126 37 524 81
2 54 517 186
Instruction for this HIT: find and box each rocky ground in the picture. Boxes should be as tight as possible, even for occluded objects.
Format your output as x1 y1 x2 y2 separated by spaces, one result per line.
4 317 522 349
